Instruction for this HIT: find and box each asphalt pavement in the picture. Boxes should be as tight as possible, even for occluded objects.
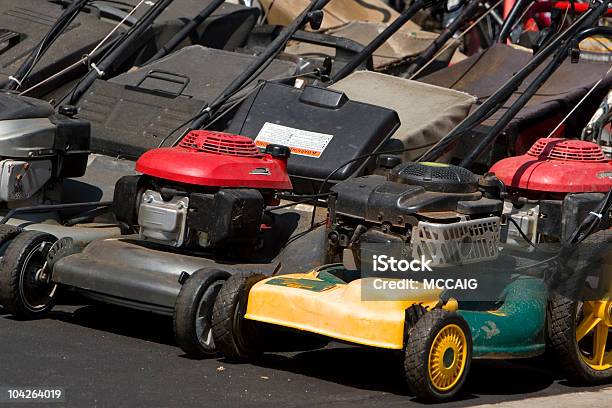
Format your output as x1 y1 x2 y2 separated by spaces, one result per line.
0 301 609 408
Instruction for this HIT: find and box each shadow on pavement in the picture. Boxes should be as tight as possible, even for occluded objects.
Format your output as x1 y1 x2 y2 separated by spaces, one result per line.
219 347 556 403
51 303 177 347
3 300 605 405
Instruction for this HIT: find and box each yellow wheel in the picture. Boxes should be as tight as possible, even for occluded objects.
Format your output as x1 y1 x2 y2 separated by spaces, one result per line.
548 230 612 383
576 299 612 372
428 324 469 391
404 309 472 401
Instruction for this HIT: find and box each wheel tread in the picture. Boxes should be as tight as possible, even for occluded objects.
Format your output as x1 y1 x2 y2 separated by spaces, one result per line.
211 272 265 361
403 308 472 402
173 268 230 357
547 230 612 384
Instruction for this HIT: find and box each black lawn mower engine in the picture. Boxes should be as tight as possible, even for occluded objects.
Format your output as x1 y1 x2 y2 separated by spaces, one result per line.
0 93 89 206
327 162 504 269
113 131 292 257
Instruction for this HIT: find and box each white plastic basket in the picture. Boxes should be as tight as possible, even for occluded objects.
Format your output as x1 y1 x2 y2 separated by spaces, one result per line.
411 217 500 267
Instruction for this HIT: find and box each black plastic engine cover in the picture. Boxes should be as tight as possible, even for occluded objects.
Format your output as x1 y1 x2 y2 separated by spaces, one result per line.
331 175 483 227
188 189 264 250
113 175 144 226
52 114 91 178
390 162 480 193
228 82 401 194
561 193 611 242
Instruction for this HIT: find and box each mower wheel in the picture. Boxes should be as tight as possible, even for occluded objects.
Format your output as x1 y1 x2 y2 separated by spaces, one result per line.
0 225 22 256
549 292 612 383
0 225 24 310
547 230 612 384
403 309 472 402
0 231 58 319
174 268 231 358
211 272 266 361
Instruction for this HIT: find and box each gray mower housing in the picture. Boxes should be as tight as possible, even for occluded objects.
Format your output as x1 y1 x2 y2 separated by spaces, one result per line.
0 93 90 204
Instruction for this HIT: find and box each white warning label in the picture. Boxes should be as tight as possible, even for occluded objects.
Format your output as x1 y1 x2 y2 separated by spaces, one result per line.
254 122 333 158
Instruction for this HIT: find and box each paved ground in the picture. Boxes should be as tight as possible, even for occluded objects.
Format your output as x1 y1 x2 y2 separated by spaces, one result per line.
0 301 610 408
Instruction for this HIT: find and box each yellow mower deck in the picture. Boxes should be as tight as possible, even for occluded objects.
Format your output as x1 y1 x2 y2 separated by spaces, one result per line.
245 269 453 349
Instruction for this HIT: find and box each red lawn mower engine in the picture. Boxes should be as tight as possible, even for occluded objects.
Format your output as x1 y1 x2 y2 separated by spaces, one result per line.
113 131 292 256
490 138 612 247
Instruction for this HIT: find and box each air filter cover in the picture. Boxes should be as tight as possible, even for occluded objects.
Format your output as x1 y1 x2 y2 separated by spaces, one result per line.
178 131 261 157
390 162 479 193
527 138 607 162
490 138 612 193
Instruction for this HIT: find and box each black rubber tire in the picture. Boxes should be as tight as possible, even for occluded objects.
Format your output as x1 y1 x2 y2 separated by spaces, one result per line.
0 225 24 310
403 309 473 402
547 230 612 384
548 293 612 384
174 268 231 358
211 272 266 361
0 225 22 257
0 231 58 319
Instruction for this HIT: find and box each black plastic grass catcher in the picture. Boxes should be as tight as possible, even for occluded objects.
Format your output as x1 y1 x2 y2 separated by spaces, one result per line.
77 46 297 159
0 0 117 97
0 0 259 99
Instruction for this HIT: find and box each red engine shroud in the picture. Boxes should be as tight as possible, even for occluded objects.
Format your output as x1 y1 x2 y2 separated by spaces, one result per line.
136 131 292 190
490 138 612 193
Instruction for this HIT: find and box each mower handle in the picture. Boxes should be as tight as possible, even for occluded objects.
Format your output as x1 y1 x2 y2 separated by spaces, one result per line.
570 25 612 46
460 25 612 167
245 25 373 71
290 30 374 71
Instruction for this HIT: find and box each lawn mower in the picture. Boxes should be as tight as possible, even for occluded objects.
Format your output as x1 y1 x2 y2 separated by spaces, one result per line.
209 137 608 401
0 0 345 347
208 4 612 402
0 0 253 227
